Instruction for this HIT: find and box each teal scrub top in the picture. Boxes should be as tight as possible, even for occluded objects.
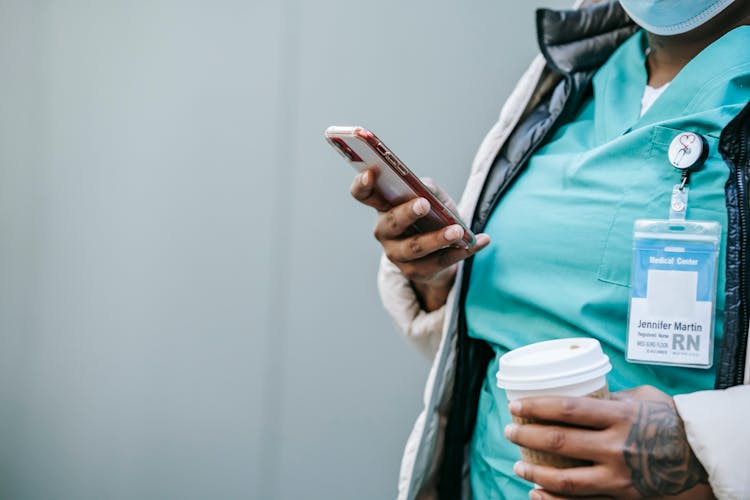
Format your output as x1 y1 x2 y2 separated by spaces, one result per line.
466 27 750 499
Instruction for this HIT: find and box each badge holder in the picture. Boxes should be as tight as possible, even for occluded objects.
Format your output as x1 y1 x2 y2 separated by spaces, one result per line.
626 133 719 369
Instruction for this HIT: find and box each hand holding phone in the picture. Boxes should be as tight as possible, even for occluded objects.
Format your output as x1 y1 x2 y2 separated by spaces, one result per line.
326 126 490 310
326 126 476 248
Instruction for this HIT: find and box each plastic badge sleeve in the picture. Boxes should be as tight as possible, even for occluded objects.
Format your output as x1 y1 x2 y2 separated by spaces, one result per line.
626 219 721 369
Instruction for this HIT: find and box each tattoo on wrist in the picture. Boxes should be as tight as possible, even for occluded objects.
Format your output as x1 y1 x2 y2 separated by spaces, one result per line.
623 401 708 496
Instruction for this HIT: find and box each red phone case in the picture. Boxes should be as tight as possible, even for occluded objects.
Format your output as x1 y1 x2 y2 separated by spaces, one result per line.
325 126 476 248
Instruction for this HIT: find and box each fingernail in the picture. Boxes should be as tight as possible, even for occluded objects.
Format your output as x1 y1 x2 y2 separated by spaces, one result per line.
513 461 526 477
412 198 429 216
444 225 463 241
359 171 369 186
476 234 490 247
504 423 518 439
508 400 521 415
529 490 541 500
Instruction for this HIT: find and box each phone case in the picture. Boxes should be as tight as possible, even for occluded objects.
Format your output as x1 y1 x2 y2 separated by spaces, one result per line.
325 125 476 248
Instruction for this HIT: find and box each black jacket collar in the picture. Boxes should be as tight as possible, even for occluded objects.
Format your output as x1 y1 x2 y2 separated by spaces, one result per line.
536 1 637 75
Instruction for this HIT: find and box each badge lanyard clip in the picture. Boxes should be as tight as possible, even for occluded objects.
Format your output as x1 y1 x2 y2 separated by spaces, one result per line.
670 185 689 220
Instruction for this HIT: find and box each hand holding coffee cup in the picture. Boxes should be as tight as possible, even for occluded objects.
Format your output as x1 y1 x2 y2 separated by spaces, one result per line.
496 338 612 468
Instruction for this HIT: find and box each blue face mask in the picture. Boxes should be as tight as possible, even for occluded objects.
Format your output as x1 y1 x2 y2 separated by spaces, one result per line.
619 0 735 35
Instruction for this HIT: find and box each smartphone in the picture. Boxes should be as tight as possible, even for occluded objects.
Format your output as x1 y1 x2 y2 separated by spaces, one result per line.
325 125 476 248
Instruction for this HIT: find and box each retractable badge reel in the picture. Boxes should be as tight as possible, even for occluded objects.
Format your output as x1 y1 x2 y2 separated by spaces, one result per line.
626 132 720 369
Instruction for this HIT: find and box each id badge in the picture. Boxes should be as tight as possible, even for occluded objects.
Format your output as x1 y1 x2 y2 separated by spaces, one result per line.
626 219 720 368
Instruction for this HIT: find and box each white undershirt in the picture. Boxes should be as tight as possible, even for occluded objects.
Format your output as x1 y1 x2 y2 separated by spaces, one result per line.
640 82 670 117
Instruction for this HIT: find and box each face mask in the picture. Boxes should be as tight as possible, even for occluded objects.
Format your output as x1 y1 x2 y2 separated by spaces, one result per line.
618 0 735 35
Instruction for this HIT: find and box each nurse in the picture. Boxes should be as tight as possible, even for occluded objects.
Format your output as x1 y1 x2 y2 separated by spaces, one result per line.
350 0 750 498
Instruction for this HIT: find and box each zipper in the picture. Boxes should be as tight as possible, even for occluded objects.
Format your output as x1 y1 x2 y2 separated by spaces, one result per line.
734 121 749 386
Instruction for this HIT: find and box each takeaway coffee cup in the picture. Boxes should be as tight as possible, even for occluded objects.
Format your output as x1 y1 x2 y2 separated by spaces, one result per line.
496 338 612 468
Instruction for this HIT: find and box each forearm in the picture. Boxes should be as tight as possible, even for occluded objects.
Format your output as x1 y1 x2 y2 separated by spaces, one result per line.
411 279 453 312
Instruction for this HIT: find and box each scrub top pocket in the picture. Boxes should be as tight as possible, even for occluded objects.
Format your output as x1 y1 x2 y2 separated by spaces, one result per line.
597 125 726 287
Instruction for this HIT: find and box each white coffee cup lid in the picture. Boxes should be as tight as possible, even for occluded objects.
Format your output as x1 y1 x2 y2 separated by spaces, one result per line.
496 338 612 391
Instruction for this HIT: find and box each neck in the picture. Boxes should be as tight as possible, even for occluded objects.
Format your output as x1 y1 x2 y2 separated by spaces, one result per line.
645 3 750 87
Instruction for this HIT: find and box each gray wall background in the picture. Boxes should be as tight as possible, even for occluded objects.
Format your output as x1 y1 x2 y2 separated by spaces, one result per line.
0 1 569 499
